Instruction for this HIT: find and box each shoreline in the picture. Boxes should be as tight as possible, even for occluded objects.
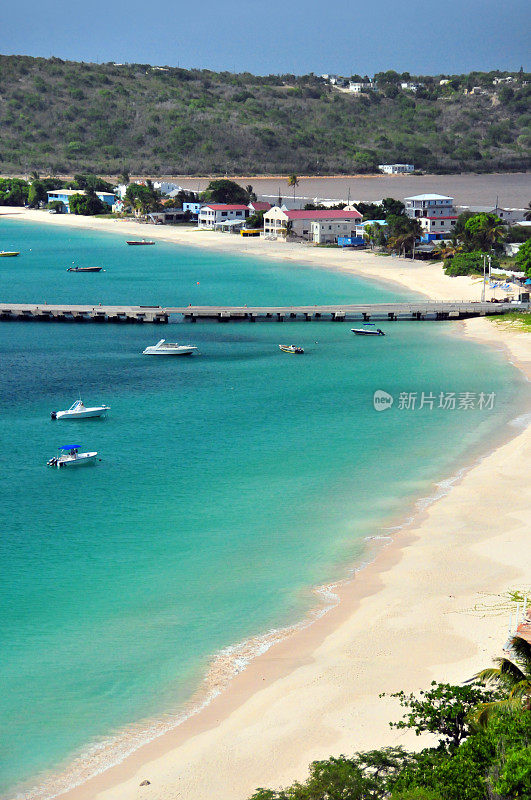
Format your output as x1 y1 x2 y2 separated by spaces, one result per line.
3 208 530 800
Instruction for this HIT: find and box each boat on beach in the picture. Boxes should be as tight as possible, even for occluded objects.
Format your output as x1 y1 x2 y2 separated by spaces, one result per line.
47 445 98 468
279 344 304 354
0 251 20 257
143 339 198 356
126 240 155 245
67 266 104 272
51 400 110 420
351 328 386 336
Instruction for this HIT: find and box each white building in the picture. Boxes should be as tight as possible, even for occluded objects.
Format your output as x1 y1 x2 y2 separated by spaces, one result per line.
349 81 374 93
198 204 250 229
404 194 458 241
379 164 415 174
439 79 451 85
263 207 362 243
457 205 525 225
153 181 182 195
400 82 423 92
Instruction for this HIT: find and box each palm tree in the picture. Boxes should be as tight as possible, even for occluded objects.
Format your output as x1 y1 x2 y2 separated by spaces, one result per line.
524 202 531 222
363 222 381 250
470 635 531 725
432 239 462 261
287 174 299 205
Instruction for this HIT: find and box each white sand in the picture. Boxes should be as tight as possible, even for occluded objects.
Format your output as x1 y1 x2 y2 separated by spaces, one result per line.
3 209 530 800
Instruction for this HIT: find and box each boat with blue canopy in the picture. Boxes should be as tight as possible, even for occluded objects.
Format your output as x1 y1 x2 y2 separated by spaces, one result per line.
47 445 98 468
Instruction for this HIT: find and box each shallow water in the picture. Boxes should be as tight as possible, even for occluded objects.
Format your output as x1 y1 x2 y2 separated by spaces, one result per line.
0 218 525 797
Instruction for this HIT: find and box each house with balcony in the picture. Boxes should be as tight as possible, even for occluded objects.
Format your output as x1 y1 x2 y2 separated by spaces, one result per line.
404 194 458 241
263 207 362 243
46 189 116 213
198 204 250 229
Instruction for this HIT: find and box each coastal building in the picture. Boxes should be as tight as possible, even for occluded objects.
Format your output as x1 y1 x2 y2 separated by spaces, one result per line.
404 194 458 241
248 201 272 213
198 204 250 229
457 205 525 225
263 206 362 242
183 202 201 217
46 189 115 213
439 79 451 85
378 164 415 174
153 181 182 195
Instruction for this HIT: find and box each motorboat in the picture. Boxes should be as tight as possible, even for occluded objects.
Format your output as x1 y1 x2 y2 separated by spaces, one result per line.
51 399 110 420
47 445 98 468
351 328 386 336
67 266 104 272
126 240 155 245
0 251 20 257
279 344 304 354
142 339 198 356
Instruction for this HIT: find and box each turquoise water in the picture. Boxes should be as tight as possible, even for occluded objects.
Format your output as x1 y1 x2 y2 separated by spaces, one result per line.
0 219 525 797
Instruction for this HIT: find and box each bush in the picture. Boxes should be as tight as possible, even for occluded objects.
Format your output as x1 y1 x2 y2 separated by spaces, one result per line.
444 251 499 276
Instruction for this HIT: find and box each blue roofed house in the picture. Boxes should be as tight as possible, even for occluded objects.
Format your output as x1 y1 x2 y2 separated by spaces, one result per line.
46 189 116 213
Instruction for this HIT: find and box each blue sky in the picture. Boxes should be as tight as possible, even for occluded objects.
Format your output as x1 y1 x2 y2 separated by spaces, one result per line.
3 0 529 75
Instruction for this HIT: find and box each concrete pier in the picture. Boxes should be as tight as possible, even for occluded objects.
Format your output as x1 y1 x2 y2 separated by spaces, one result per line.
0 301 527 324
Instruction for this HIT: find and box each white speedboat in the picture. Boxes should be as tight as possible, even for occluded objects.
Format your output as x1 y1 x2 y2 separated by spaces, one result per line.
47 445 98 468
142 339 198 356
351 328 386 336
51 400 110 420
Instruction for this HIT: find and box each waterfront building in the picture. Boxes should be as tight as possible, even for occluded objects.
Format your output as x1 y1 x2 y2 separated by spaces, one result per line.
248 201 272 213
263 207 361 242
183 202 202 216
379 164 415 174
198 204 250 229
46 189 115 213
404 193 458 241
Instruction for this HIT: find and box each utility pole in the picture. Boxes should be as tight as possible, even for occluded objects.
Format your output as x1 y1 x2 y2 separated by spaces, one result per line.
481 255 486 302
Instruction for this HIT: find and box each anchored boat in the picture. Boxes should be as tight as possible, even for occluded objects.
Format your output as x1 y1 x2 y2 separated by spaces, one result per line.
67 266 104 272
47 445 98 468
51 399 110 420
279 344 304 354
351 328 386 336
126 240 155 245
0 251 20 257
143 339 198 356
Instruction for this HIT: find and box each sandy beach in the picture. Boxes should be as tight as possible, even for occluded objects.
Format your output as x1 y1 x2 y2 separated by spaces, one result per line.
2 208 530 800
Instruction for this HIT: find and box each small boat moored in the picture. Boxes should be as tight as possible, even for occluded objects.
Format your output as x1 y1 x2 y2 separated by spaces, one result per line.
126 240 155 245
47 445 98 468
142 339 198 356
351 328 386 336
67 266 104 272
51 400 110 420
279 344 304 354
0 251 20 257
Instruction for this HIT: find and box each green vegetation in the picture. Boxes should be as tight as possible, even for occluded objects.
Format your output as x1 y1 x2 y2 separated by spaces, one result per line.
444 251 499 277
69 189 106 215
201 178 251 204
247 636 531 800
0 56 529 175
515 239 531 277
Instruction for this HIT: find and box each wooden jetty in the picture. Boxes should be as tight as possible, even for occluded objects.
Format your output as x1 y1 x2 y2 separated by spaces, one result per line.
0 301 527 324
